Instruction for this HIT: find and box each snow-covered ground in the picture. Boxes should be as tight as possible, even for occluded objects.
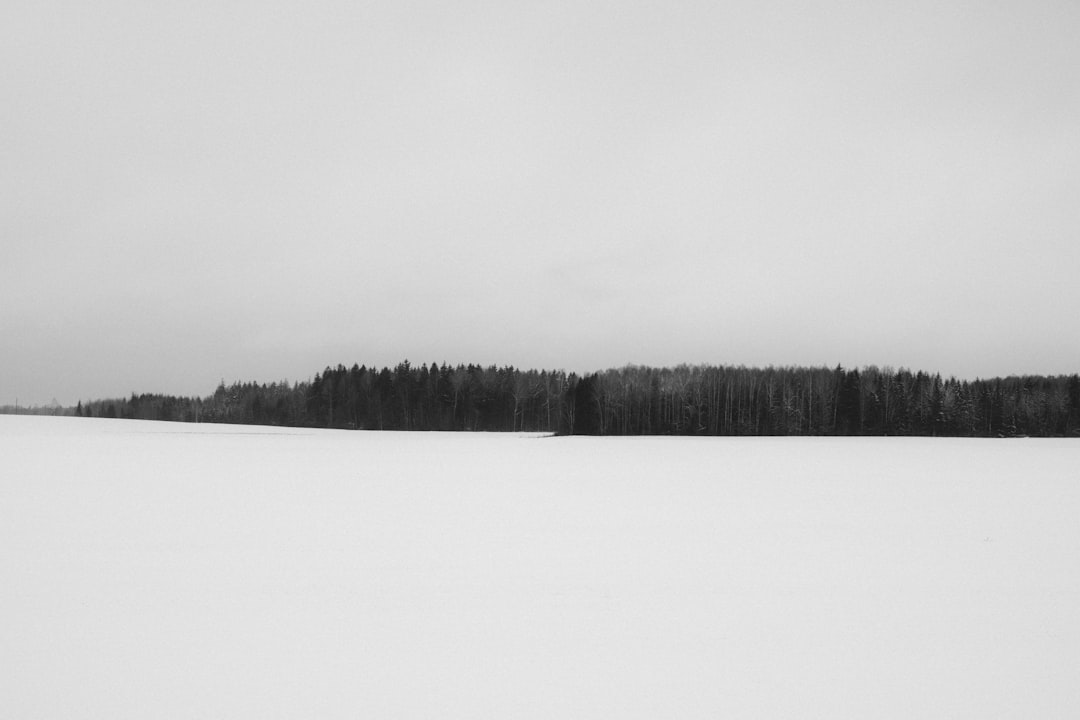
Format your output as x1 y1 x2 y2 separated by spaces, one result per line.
2 415 1079 719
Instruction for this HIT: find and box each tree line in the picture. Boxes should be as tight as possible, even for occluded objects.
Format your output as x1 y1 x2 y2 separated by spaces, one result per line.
68 361 1080 437
0 400 65 416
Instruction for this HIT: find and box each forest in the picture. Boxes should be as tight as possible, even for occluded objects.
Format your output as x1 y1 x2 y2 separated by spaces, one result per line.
67 361 1080 437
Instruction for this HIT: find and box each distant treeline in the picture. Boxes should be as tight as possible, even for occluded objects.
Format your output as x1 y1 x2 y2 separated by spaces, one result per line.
0 403 66 416
71 362 1080 437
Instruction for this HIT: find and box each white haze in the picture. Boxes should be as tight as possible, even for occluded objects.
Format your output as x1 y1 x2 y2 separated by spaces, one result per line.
3 416 1079 718
3 1 1080 405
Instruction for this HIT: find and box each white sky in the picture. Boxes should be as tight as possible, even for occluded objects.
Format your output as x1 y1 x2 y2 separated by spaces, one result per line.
3 0 1079 405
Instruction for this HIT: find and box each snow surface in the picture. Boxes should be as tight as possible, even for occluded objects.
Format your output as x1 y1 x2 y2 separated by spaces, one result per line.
2 415 1079 719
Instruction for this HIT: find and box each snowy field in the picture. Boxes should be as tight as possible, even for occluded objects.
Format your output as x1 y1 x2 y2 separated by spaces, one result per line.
2 416 1079 719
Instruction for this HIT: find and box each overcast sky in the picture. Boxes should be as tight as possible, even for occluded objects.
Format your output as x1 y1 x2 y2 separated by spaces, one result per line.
3 0 1079 405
